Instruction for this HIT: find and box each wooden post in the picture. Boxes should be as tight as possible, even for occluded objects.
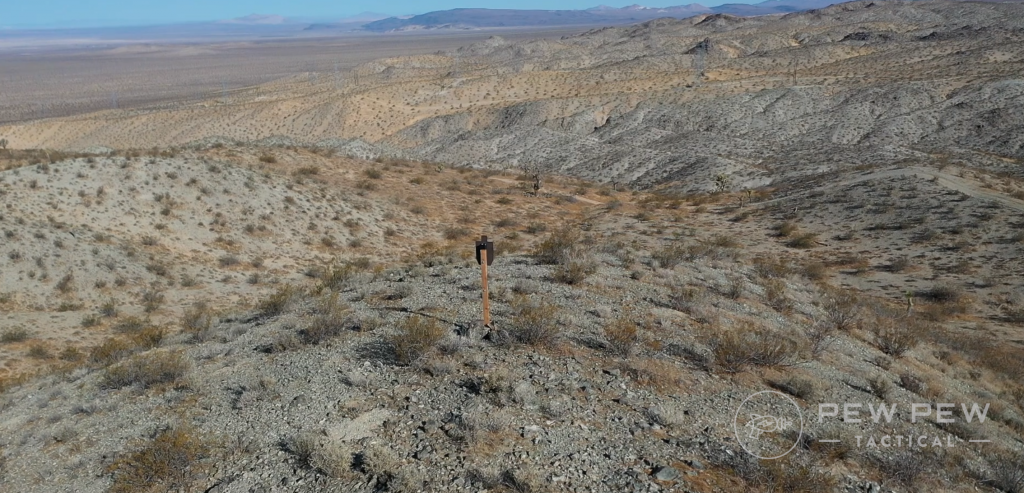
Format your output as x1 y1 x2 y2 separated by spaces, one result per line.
481 248 491 327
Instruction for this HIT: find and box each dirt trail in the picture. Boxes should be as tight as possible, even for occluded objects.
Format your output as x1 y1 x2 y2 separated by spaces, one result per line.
759 166 1024 213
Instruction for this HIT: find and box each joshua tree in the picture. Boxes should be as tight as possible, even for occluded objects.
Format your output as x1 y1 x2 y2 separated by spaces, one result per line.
714 173 731 194
523 164 543 195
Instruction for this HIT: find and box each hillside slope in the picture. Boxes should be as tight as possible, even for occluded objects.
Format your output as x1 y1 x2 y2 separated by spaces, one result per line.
3 0 1023 193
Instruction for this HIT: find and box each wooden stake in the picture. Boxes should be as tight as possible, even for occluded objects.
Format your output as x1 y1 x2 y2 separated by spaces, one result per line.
481 249 491 327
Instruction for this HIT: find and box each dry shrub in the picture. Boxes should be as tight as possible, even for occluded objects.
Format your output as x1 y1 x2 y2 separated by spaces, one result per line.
872 452 928 487
312 440 356 480
108 426 211 493
617 358 685 392
752 256 791 279
0 326 30 344
747 459 837 493
113 316 147 334
551 251 597 285
100 350 189 389
293 165 319 176
534 227 582 265
259 285 298 317
315 262 359 292
532 226 598 284
870 307 924 358
820 288 861 331
703 321 803 373
761 278 792 313
302 294 351 345
499 295 560 347
180 302 215 334
787 233 819 249
919 283 965 304
801 261 828 281
986 451 1024 493
775 221 799 237
898 371 926 395
868 374 893 399
803 318 836 358
390 315 445 365
90 327 165 366
769 375 817 400
141 288 165 313
651 243 687 269
603 315 640 357
668 284 708 317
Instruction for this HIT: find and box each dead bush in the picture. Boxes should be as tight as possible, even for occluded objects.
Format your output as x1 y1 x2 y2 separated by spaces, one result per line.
801 261 828 281
390 315 445 365
101 350 189 389
499 295 560 347
804 318 836 358
986 451 1024 493
108 426 211 493
752 256 791 279
872 452 928 487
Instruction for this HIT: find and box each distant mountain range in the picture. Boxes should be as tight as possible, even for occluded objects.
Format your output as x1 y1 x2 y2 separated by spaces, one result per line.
360 1 844 32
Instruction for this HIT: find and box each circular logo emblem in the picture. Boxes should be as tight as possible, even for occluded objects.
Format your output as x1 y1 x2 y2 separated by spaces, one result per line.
733 390 804 459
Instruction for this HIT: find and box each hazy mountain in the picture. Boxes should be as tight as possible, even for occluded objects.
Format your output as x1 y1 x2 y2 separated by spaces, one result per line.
360 1 851 32
216 14 291 25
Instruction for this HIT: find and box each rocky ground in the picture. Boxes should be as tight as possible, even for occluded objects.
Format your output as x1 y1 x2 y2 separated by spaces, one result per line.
0 147 1022 492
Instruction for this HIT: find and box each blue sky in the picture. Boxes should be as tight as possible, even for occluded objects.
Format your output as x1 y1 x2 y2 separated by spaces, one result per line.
3 1 756 28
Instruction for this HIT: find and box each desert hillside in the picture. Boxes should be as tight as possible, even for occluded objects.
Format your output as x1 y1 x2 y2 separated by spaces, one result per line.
2 0 1023 192
0 142 1023 492
1 1 1023 492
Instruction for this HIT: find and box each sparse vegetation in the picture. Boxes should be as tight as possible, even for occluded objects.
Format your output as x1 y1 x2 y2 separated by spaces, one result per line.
0 327 30 344
499 295 560 347
108 426 210 493
100 350 189 389
390 315 445 366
